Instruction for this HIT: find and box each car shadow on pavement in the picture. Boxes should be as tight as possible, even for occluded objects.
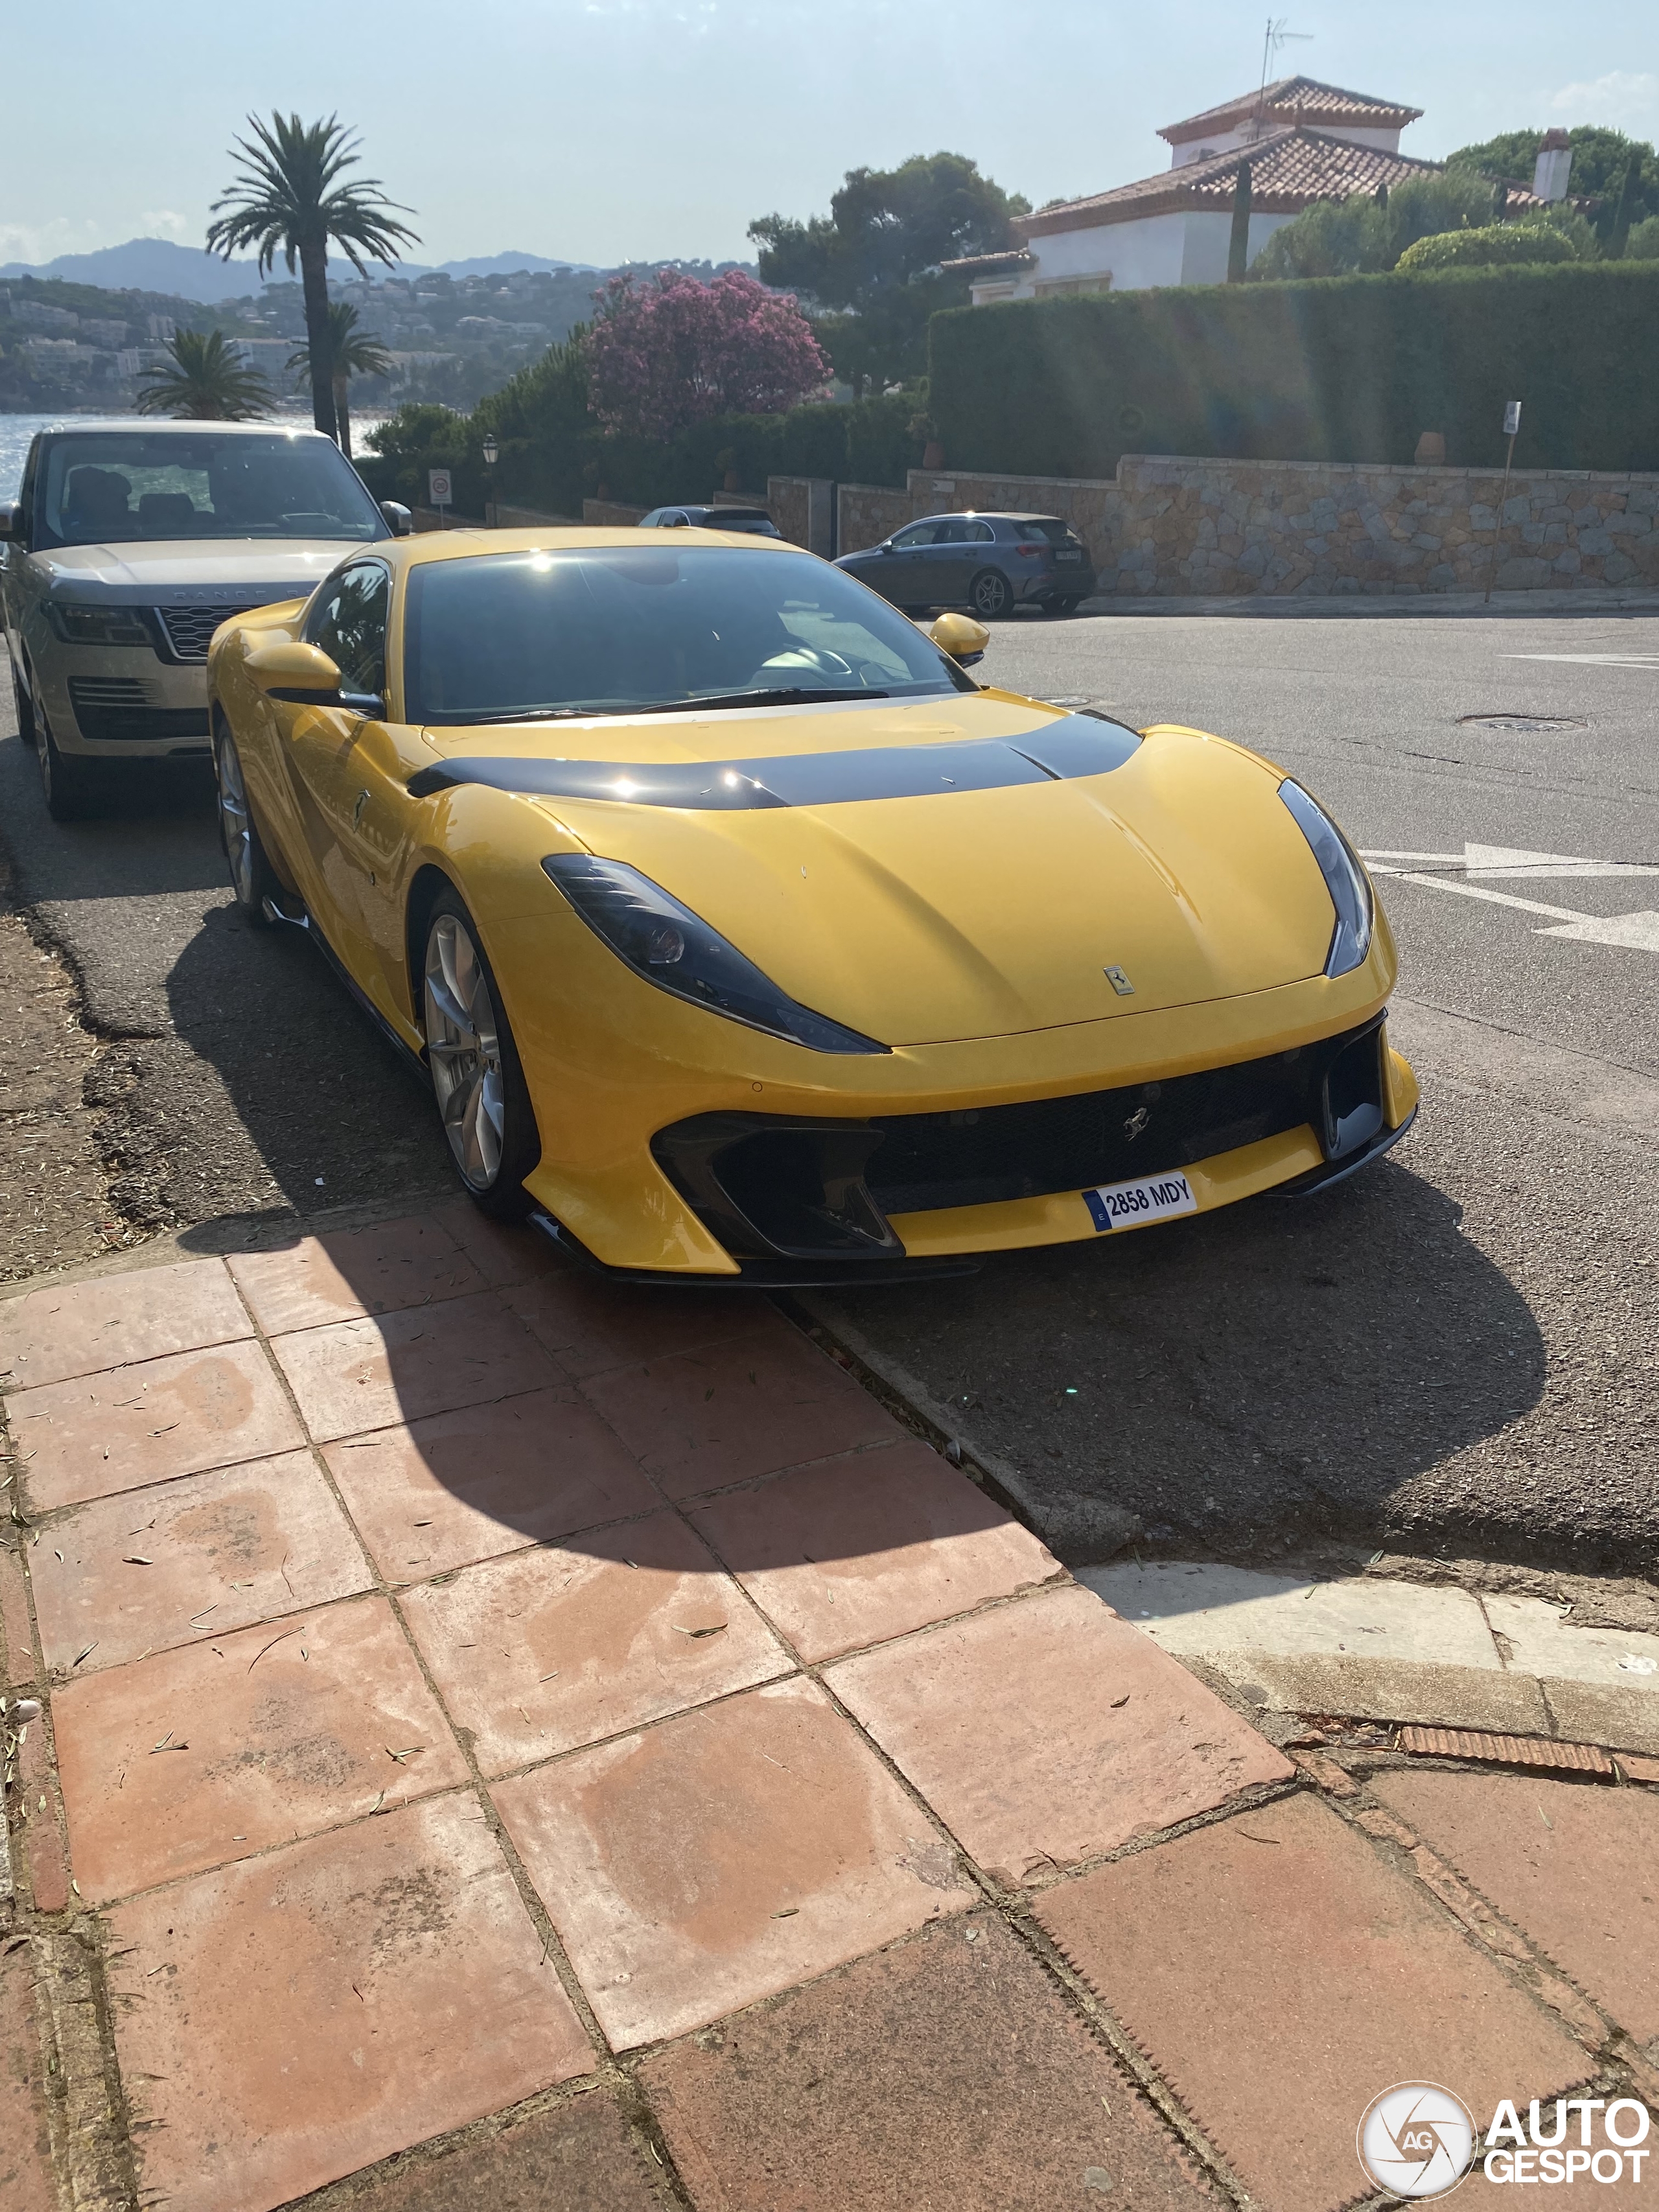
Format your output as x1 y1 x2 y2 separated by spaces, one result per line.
817 1148 1551 1571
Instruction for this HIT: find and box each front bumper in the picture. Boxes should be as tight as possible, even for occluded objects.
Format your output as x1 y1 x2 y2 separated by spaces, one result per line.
38 641 211 758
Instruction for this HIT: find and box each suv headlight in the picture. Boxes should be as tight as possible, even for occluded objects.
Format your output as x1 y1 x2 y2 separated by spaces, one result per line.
45 602 152 647
543 854 888 1054
1279 779 1373 977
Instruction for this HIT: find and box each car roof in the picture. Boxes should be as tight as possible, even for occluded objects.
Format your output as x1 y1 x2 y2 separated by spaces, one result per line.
390 526 806 569
656 504 772 520
35 418 336 441
905 509 1069 526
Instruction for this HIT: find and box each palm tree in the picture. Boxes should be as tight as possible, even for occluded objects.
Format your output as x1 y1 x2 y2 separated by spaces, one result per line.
136 329 273 420
286 300 394 458
205 113 417 443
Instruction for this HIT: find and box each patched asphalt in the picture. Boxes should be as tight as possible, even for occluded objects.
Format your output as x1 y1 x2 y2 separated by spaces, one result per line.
1 600 1655 1578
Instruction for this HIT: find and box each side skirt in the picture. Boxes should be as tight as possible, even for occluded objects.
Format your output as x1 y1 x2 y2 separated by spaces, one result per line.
261 895 430 1088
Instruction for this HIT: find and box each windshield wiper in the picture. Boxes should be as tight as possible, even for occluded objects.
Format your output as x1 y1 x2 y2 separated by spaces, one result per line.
448 705 597 725
445 686 891 727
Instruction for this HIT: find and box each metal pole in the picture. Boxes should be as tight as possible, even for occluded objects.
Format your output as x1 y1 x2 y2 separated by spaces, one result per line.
1484 432 1517 605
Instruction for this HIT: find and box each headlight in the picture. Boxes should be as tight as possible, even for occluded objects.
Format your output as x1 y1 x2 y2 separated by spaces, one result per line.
543 854 889 1055
45 602 152 647
1278 780 1373 977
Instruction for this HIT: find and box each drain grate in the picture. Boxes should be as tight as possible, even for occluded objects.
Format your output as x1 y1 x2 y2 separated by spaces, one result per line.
1458 712 1586 734
1397 1726 1612 1772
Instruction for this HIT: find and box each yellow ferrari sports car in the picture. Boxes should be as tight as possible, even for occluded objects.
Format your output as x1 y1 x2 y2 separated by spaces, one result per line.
207 526 1417 1284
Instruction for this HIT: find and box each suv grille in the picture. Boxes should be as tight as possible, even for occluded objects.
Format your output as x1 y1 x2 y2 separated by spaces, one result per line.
69 677 210 744
154 603 260 661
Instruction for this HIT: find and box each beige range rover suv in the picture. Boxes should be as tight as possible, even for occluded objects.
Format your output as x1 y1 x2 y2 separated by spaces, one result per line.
1 419 410 819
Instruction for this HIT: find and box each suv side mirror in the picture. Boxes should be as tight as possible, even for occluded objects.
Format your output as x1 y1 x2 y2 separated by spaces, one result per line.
0 502 22 542
379 501 413 537
929 611 990 667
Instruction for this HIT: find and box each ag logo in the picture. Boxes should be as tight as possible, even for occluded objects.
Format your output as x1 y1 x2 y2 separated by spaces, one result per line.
1357 2084 1476 2199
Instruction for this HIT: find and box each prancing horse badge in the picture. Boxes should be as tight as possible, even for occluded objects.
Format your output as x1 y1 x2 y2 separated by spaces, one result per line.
1104 966 1135 995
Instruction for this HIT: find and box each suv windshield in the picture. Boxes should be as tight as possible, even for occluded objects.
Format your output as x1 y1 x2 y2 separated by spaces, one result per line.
34 431 386 550
405 546 978 723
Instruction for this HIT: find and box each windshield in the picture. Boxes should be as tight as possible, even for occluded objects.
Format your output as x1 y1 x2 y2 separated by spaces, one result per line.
34 430 386 550
404 546 977 723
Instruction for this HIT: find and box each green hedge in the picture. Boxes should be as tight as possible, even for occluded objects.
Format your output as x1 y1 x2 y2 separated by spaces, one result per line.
928 261 1659 477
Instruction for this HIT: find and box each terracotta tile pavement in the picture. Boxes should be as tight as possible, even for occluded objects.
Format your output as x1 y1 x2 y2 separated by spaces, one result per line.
106 1791 595 2212
308 2088 666 2211
1036 1792 1588 2212
428 1196 563 1290
27 1449 372 1673
400 1509 790 1774
1375 1769 1659 2045
0 1254 251 1390
323 1388 658 1581
493 1676 976 2048
503 1269 758 1382
829 1583 1294 1885
579 1323 903 1499
12 1338 304 1510
268 1289 564 1441
643 1911 1216 2212
53 1593 469 1900
689 1439 1062 1662
227 1216 487 1334
0 1946 56 2212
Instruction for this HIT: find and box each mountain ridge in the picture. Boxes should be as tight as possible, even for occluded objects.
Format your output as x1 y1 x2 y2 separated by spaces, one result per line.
0 237 598 301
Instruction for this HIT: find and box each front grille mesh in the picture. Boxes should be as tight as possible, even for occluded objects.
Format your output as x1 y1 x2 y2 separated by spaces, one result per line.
154 603 252 660
68 677 209 744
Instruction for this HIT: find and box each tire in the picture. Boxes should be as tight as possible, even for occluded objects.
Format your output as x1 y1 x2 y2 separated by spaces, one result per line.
11 657 38 749
37 705 97 822
213 724 277 922
969 568 1012 620
421 889 541 1219
1043 597 1084 618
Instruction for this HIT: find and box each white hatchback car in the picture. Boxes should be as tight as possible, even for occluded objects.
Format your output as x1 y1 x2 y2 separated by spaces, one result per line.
1 419 410 819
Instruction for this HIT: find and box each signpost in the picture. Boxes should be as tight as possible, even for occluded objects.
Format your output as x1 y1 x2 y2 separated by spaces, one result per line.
428 469 452 528
1484 401 1522 605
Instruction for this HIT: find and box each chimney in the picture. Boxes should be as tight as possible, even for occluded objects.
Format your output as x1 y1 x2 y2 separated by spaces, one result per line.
1533 128 1572 204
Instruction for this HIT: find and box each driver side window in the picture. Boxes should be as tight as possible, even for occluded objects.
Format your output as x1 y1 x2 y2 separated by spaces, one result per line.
890 521 939 550
307 565 390 697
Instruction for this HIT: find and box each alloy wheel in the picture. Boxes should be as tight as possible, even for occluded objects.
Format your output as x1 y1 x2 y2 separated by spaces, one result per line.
215 736 259 907
972 570 1010 619
424 911 506 1189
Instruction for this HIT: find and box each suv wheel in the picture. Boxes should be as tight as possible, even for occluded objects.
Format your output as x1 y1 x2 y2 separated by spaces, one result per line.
11 658 38 749
38 708 96 822
969 568 1011 620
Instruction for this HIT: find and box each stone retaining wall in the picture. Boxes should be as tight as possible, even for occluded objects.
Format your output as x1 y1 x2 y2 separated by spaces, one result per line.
828 458 1659 598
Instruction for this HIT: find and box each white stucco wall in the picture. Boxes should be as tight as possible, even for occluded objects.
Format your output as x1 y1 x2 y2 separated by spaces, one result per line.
1177 209 1295 284
982 207 1298 301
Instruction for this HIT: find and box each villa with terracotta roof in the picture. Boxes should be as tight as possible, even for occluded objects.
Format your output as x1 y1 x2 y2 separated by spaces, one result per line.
951 76 1543 301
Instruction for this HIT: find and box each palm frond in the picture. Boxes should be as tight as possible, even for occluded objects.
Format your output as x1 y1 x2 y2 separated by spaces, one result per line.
206 111 419 275
136 329 273 420
286 299 395 382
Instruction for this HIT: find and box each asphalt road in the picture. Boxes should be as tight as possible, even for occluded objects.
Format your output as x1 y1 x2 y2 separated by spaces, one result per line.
2 600 1656 1578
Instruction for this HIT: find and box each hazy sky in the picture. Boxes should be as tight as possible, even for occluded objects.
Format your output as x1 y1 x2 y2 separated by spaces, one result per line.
6 0 1657 270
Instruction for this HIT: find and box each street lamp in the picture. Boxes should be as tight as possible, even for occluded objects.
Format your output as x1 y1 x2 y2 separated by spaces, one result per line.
482 435 499 527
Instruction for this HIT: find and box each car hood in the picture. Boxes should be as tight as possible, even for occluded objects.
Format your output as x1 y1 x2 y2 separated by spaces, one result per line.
423 695 1340 1047
29 540 354 600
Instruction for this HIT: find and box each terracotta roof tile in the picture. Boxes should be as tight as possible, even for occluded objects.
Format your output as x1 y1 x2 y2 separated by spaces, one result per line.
945 249 1034 279
1017 128 1542 237
1160 75 1422 145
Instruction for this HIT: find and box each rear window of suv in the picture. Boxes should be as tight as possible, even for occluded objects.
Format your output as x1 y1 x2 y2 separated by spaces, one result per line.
1014 519 1083 546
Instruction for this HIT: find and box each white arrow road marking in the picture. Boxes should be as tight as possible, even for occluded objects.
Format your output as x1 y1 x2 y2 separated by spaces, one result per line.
1503 653 1659 667
1389 873 1590 922
1357 846 1659 952
1360 843 1659 882
1536 910 1659 951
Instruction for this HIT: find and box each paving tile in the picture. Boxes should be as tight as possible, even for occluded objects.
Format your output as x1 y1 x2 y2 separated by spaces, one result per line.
0 1256 250 1389
106 1792 594 2212
53 1593 467 1900
828 1584 1292 1885
1036 1792 1586 2212
227 1216 485 1334
429 1196 563 1290
402 1509 789 1775
644 1909 1212 2212
16 1716 69 1911
269 1290 563 1443
1375 1769 1659 2044
1 1537 36 1686
502 1270 761 1382
579 1325 902 1500
0 1946 56 2212
324 1388 658 1581
690 1441 1060 1662
29 1450 372 1674
303 2088 662 2211
11 1341 305 1511
493 1675 973 2048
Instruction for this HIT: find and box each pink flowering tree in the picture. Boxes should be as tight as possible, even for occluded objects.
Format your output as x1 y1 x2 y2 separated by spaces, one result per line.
584 268 830 439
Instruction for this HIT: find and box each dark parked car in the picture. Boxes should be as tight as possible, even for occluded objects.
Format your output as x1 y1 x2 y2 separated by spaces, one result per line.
638 504 781 536
835 511 1095 618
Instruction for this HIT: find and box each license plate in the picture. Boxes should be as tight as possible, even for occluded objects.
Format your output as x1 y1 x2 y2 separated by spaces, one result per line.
1055 550 1084 563
1082 1172 1198 1233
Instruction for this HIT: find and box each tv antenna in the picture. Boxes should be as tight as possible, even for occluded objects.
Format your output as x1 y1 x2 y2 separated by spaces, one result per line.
1257 17 1313 112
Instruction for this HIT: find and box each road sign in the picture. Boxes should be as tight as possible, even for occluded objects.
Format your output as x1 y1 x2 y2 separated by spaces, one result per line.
1503 401 1522 436
428 469 452 508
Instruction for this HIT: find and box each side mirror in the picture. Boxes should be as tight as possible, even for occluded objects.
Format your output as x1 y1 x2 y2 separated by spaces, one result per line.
379 500 413 537
0 502 21 542
929 611 990 668
877 540 894 553
245 638 347 703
